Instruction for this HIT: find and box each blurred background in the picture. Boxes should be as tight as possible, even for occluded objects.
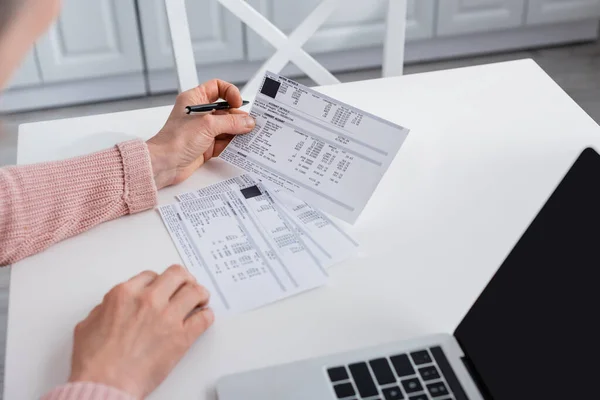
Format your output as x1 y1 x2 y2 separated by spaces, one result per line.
1 0 600 392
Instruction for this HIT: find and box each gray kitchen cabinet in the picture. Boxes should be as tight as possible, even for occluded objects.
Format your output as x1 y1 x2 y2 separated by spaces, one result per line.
527 0 600 24
3 0 599 112
6 51 41 90
437 0 527 36
35 0 144 82
138 0 245 70
245 0 436 61
407 0 437 40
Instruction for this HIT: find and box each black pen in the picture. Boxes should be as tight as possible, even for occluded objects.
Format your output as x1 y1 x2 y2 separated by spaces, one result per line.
185 100 250 114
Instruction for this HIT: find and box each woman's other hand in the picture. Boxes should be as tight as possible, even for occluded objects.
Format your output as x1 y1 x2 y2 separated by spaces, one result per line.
69 265 214 399
147 79 255 189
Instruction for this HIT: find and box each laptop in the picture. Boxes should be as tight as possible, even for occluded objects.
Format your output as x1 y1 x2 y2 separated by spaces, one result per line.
217 147 600 400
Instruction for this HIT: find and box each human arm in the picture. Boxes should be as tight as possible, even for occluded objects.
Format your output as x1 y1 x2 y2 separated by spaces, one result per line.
0 140 157 266
41 266 214 400
0 79 254 266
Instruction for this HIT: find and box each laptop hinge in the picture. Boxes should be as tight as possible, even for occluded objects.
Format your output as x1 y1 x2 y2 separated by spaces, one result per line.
455 335 495 400
459 352 494 400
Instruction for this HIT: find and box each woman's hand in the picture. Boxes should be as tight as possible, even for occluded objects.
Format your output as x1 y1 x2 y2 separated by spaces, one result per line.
69 265 214 399
147 79 255 190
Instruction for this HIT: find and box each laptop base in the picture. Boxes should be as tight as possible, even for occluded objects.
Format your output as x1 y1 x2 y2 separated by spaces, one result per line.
217 334 483 400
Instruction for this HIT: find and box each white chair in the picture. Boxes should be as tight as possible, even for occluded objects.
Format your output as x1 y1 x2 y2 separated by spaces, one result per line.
165 0 407 95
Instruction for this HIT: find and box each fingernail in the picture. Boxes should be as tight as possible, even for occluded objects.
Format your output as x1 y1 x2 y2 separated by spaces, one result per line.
244 116 255 129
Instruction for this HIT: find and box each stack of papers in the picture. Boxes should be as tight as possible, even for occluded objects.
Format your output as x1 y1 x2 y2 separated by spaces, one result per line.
159 72 409 315
177 175 359 268
159 176 358 314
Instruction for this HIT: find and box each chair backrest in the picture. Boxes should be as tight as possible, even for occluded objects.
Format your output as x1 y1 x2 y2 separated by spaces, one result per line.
384 0 407 77
165 0 199 92
165 0 407 94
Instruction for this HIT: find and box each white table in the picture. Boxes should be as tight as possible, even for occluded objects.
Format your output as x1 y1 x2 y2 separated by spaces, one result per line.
6 59 600 399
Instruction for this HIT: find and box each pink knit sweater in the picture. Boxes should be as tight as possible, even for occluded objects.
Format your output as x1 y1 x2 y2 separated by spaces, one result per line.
0 139 157 399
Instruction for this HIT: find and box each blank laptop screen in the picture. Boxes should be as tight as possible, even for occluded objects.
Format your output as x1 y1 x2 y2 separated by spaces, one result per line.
454 148 600 400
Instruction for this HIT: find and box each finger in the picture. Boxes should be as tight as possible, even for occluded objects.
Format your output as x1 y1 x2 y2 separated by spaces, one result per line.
206 113 255 137
213 109 249 116
124 270 158 292
211 110 251 138
147 265 196 305
228 109 249 114
85 304 102 320
169 283 210 320
200 79 243 107
184 307 215 340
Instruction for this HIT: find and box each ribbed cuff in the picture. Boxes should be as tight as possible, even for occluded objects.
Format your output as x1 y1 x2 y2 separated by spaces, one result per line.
41 382 136 400
117 140 157 214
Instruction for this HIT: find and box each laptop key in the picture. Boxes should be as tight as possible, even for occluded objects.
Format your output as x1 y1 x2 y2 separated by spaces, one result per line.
369 358 396 385
410 350 432 365
348 362 379 397
408 395 428 400
382 386 405 400
427 381 449 397
401 377 423 393
328 366 349 382
418 365 440 381
333 382 355 398
390 354 415 377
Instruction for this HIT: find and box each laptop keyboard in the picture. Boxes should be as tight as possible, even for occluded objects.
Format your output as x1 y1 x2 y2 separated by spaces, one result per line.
327 346 463 400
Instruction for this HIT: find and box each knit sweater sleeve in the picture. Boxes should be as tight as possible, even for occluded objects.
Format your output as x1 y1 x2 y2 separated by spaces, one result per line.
0 139 157 266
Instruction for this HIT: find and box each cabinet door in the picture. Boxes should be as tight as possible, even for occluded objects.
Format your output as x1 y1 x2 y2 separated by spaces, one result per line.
437 0 526 36
6 51 42 90
138 0 245 71
35 0 143 83
246 0 435 61
527 0 600 24
407 0 437 40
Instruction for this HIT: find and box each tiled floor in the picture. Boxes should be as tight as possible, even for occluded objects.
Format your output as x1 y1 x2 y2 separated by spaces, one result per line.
2 39 600 396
